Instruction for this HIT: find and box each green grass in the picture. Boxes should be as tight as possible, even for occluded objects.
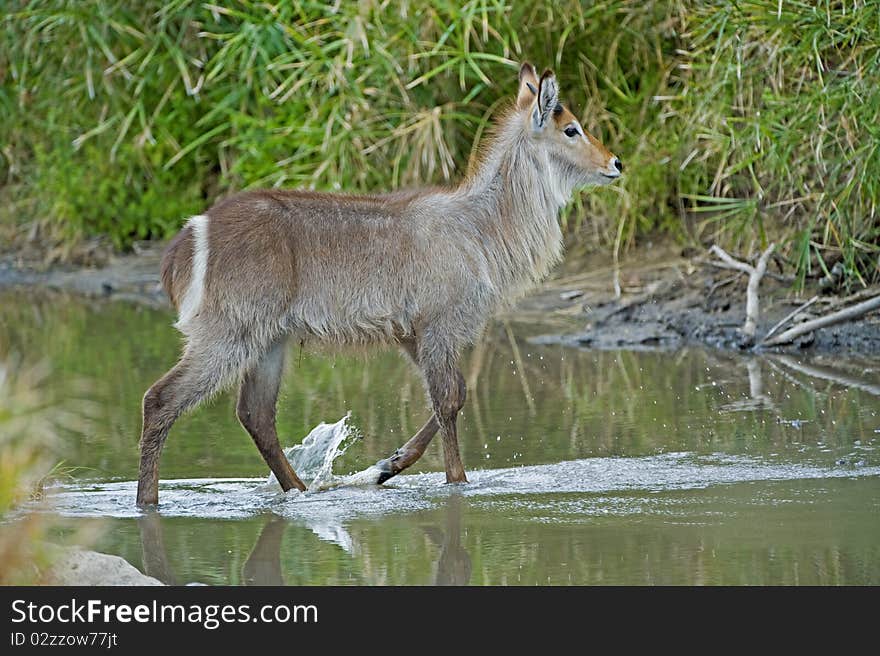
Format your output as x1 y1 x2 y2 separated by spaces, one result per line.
2 1 878 286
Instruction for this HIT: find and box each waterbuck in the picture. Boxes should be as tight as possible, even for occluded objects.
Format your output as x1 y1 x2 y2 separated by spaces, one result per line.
136 62 622 506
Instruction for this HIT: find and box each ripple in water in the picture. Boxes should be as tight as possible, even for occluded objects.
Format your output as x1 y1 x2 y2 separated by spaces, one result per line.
42 416 880 524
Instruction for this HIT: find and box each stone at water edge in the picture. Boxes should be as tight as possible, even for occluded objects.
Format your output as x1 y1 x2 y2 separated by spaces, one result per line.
45 547 163 586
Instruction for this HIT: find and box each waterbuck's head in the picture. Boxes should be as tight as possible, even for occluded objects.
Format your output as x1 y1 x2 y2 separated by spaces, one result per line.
516 62 622 187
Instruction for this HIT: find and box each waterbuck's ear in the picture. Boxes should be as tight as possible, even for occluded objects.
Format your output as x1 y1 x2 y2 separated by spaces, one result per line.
532 69 559 131
516 61 539 110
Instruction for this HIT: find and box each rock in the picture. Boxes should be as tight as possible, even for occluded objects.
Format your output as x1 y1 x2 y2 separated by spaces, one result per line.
45 547 164 586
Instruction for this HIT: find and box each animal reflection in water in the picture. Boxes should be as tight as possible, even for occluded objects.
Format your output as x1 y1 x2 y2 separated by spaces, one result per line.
136 496 471 586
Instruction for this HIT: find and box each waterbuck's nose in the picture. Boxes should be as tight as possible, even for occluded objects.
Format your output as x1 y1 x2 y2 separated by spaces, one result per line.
613 157 623 173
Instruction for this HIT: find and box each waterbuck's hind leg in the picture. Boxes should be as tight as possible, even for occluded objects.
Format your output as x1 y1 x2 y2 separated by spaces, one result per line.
137 346 233 507
237 340 306 493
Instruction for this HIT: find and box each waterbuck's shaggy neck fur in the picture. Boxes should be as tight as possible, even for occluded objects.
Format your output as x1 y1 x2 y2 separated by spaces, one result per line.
137 61 621 506
448 111 572 301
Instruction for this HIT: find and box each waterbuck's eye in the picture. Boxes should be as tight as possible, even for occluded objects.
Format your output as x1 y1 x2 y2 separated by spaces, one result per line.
564 126 579 138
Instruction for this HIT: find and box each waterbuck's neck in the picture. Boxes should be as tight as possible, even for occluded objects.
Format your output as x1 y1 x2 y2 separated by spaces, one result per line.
452 113 572 300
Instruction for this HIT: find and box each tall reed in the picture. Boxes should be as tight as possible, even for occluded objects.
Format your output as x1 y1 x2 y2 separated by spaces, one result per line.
2 1 877 285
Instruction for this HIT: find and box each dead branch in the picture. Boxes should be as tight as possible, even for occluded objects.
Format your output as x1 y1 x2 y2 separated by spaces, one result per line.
745 245 775 338
701 259 793 283
709 245 752 275
760 295 819 344
707 273 740 298
762 293 880 346
813 286 880 311
709 243 776 339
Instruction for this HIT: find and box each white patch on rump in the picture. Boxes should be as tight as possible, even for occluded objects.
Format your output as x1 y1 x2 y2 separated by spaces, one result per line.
175 214 209 330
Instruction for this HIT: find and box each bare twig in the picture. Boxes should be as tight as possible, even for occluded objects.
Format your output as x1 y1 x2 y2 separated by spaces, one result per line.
812 286 880 310
612 212 625 299
709 245 752 274
762 293 880 346
760 295 819 344
745 245 775 338
707 273 739 298
701 259 794 283
709 243 776 339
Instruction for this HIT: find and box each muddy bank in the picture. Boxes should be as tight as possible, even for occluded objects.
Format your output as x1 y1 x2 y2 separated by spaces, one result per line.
514 244 880 354
2 241 879 354
0 243 168 308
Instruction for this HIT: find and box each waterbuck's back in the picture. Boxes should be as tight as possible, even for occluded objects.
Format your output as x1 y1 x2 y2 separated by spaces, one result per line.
166 188 469 348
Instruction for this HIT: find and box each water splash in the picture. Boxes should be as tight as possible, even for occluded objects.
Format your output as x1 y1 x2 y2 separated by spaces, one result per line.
263 414 384 492
264 414 352 491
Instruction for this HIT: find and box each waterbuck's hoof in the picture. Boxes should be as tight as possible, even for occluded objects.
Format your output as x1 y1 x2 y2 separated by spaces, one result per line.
445 472 469 485
374 450 401 485
136 486 159 508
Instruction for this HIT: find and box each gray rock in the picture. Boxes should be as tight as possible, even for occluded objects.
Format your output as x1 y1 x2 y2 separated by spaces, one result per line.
46 548 164 586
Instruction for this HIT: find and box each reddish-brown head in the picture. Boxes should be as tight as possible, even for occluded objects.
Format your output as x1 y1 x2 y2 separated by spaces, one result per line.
515 62 621 186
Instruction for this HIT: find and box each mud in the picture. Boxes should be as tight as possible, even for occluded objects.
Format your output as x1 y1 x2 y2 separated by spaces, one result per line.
516 244 880 354
0 243 167 308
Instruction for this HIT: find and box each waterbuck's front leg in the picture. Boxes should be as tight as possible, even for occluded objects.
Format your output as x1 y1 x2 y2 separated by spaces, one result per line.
375 415 440 484
427 362 468 483
375 336 468 484
237 340 306 493
375 338 441 483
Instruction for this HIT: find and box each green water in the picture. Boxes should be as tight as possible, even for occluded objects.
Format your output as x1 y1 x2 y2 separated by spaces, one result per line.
2 290 879 585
